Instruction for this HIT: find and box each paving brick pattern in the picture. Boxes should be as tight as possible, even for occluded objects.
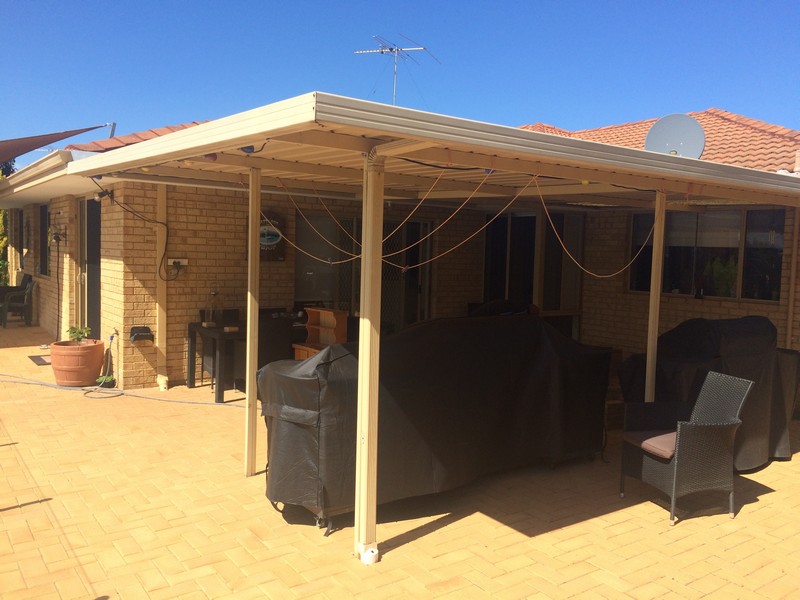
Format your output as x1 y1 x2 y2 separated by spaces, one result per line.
2 324 800 598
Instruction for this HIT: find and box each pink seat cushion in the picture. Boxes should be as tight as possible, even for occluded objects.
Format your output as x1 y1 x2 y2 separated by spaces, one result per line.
623 430 677 460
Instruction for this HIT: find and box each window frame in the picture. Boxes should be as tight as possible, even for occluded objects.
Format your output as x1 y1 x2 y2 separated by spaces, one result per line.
629 207 785 302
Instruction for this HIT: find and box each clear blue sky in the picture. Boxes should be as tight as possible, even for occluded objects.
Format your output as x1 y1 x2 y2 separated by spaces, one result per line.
3 0 799 168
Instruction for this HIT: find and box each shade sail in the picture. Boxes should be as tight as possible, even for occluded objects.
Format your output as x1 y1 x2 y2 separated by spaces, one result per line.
0 125 105 165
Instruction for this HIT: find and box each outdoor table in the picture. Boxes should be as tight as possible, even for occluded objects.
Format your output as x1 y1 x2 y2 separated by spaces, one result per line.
186 321 246 403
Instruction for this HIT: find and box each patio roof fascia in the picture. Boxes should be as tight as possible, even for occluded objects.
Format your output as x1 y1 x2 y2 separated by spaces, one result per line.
67 93 323 178
61 91 800 208
312 97 800 204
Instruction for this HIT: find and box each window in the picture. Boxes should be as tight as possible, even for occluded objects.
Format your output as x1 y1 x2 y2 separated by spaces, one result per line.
293 212 431 333
630 209 784 301
742 209 784 300
483 214 535 307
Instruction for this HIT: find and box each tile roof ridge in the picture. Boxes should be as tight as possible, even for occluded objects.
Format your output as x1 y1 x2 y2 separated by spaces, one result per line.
698 108 800 141
572 115 658 135
519 123 573 137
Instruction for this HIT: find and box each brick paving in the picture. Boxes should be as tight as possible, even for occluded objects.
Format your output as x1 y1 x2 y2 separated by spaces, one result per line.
2 323 800 599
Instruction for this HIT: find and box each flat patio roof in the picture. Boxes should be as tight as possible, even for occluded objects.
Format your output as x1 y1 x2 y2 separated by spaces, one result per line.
4 92 799 210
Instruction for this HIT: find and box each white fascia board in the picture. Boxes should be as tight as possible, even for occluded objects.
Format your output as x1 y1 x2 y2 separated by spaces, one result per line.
0 150 72 204
67 93 320 178
0 150 114 207
312 93 800 200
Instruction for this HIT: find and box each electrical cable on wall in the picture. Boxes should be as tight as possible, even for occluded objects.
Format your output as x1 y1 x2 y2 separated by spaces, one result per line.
91 179 179 282
52 227 63 341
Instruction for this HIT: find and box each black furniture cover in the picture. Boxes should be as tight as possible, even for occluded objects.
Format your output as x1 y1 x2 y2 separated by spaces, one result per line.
259 315 611 520
619 316 799 471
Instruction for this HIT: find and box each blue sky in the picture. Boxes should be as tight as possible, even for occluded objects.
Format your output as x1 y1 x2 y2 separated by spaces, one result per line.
3 1 799 168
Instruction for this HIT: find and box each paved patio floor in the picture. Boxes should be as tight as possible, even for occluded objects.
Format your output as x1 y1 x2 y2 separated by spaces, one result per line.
2 324 800 599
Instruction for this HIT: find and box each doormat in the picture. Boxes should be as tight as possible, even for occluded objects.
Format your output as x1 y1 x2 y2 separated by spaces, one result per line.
28 355 51 366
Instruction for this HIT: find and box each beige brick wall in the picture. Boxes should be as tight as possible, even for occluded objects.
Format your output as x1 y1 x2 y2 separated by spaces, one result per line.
104 183 484 388
429 208 485 318
19 185 799 392
580 209 795 356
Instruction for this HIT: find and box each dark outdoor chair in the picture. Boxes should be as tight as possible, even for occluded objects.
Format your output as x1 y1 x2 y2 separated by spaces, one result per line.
0 273 32 303
1 279 36 328
620 370 754 525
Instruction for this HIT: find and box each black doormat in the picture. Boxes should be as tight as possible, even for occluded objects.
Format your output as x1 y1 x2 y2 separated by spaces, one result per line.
28 355 51 366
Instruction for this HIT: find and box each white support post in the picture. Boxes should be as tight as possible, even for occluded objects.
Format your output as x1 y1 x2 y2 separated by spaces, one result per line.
644 191 667 403
156 184 169 391
354 152 385 564
245 168 262 476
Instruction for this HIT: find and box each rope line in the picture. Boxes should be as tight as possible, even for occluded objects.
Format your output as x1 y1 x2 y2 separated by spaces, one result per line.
385 175 536 271
534 177 655 278
276 179 360 258
382 169 445 243
311 184 362 248
259 210 360 266
383 170 493 259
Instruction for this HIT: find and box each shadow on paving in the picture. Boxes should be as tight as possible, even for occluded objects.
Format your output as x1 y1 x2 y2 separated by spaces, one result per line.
268 437 785 554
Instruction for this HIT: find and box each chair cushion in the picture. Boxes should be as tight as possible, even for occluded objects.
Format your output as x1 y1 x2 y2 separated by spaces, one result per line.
623 429 677 459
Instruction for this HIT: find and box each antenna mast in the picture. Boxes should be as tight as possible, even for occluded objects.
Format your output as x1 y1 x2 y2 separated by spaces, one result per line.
355 35 437 105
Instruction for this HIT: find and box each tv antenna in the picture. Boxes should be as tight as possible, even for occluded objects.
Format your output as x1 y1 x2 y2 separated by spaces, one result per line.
355 35 439 105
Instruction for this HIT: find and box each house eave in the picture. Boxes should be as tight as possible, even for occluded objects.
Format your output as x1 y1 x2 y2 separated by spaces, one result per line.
0 150 103 208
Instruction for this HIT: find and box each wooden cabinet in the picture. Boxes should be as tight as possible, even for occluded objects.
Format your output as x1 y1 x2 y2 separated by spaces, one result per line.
293 307 348 360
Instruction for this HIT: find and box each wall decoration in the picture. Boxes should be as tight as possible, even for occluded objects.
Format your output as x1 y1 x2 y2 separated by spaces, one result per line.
260 211 286 261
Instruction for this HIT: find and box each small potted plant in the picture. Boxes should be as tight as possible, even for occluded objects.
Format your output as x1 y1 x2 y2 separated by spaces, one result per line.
50 326 105 387
96 374 116 388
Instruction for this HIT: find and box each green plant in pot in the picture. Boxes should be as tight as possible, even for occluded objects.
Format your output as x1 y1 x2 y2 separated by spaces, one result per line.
67 326 92 343
96 374 116 388
50 325 105 387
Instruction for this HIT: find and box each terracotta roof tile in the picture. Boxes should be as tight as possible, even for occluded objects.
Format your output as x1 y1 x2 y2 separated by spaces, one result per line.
66 122 206 152
522 109 800 173
519 123 573 137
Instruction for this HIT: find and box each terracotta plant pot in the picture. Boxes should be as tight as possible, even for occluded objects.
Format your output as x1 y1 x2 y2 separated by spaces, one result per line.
50 339 105 387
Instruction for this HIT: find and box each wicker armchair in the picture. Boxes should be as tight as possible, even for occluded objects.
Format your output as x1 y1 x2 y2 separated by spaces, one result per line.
0 280 36 327
620 371 754 525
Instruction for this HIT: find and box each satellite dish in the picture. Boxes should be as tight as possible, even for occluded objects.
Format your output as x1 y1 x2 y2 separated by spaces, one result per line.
644 113 705 159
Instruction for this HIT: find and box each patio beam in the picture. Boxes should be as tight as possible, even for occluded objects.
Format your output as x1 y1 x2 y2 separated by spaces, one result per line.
109 167 418 200
644 190 667 403
354 151 385 565
407 147 800 206
244 168 261 476
194 152 519 197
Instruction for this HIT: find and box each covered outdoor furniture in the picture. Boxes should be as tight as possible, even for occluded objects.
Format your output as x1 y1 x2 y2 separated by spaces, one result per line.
1 279 35 327
620 370 754 525
258 315 611 524
619 316 799 471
